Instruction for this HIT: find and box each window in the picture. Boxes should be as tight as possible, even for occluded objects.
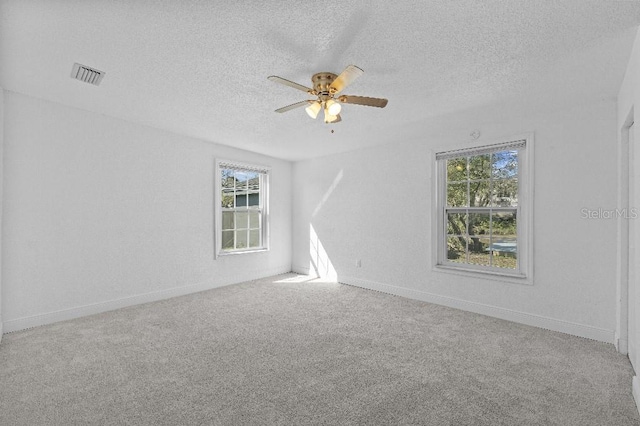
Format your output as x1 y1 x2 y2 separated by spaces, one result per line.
435 136 532 278
215 160 269 256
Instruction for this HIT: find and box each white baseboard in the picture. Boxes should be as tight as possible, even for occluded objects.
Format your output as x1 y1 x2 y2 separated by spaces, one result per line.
340 275 615 344
292 265 314 276
3 265 292 334
633 376 640 417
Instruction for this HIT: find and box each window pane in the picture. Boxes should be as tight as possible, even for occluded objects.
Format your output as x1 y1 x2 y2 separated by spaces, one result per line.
222 212 234 230
222 190 234 208
490 211 517 269
447 158 467 182
447 236 467 263
489 236 517 269
236 173 247 190
222 230 234 249
468 235 491 253
470 180 491 207
236 211 248 229
236 230 248 249
469 213 490 236
447 182 468 207
446 212 467 235
469 154 491 180
492 150 518 179
249 211 260 229
222 169 235 189
493 179 518 207
249 229 260 248
235 194 248 207
248 192 260 207
468 236 490 266
246 172 260 191
492 211 517 236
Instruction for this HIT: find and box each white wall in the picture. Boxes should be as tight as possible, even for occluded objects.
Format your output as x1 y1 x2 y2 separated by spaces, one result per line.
293 99 619 343
2 91 292 332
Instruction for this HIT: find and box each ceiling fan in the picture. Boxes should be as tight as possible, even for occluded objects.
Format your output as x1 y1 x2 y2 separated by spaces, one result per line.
268 65 388 124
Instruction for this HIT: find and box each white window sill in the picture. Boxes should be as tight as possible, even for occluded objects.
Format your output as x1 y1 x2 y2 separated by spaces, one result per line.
433 264 532 286
217 247 269 257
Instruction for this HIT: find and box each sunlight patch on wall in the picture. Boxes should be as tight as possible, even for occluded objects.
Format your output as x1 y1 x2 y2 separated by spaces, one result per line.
312 169 343 218
309 224 337 282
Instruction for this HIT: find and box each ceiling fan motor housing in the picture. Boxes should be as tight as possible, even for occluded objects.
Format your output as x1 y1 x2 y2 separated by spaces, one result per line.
312 73 338 100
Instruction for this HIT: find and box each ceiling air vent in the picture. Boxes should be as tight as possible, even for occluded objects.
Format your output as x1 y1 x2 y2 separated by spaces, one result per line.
70 63 105 86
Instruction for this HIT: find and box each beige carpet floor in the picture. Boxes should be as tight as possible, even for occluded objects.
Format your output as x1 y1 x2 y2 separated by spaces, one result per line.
0 273 638 425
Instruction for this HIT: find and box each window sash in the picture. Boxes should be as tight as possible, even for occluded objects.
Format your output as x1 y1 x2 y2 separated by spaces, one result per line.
215 160 270 257
436 140 527 277
443 206 519 270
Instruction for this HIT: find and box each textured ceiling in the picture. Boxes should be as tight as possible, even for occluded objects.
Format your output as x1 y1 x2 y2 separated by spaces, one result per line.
2 0 640 161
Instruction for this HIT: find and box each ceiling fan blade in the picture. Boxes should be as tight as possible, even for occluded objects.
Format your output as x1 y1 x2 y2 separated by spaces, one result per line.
268 76 313 93
338 95 388 108
274 100 311 113
330 65 364 94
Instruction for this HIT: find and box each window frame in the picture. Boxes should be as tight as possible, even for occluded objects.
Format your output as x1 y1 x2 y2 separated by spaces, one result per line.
432 134 534 282
214 159 270 258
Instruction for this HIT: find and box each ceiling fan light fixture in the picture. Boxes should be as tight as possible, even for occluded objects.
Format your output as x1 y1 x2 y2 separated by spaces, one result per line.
324 109 340 123
326 99 342 116
305 101 321 119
